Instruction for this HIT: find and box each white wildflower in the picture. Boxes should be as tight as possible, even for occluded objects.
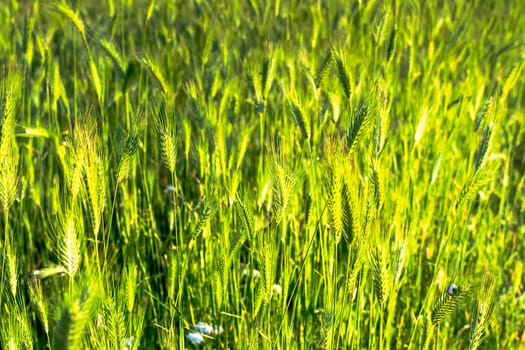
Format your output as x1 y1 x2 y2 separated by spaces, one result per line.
164 185 175 194
242 268 260 278
447 283 458 296
194 322 213 335
272 284 282 295
194 321 224 335
123 336 139 349
186 332 204 345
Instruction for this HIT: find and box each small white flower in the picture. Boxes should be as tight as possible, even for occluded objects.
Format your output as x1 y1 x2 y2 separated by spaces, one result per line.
272 284 282 295
122 336 139 349
447 283 458 296
242 268 260 279
164 185 175 194
194 322 224 335
186 332 204 345
194 322 213 335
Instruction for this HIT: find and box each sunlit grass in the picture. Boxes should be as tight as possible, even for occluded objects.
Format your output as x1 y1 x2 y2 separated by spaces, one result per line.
0 1 524 349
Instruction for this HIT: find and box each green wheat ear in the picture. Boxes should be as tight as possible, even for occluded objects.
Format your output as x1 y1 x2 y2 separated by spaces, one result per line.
474 124 493 171
140 54 171 98
473 98 496 171
468 274 496 350
474 97 492 132
457 166 496 211
117 115 144 184
54 207 82 278
104 298 126 350
500 58 523 103
315 50 333 89
201 30 214 69
346 98 373 153
341 181 357 244
290 100 310 140
0 72 21 211
260 56 275 102
229 196 251 266
334 51 351 99
369 161 383 211
54 283 100 350
155 102 178 175
52 2 88 46
369 246 392 306
327 147 345 244
212 247 227 311
28 278 49 335
431 276 477 325
5 239 17 297
1 300 33 349
190 200 217 244
99 38 126 78
385 26 397 62
85 146 106 239
122 262 138 313
270 145 299 225
322 310 335 350
70 114 105 238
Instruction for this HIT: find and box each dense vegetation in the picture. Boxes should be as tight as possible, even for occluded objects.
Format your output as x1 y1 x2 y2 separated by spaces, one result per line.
0 0 524 348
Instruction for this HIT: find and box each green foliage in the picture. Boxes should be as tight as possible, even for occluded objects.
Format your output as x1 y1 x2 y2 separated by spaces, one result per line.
0 0 523 348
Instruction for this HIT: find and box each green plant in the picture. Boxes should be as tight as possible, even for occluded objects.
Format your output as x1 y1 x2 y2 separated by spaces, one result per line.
0 0 523 348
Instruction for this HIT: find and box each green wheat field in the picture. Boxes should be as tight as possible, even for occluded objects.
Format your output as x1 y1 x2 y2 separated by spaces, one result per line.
0 0 524 349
